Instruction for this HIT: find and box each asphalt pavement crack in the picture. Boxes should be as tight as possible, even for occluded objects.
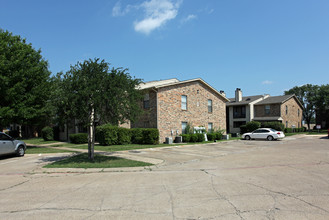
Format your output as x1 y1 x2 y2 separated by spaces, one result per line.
201 169 245 220
0 179 30 192
163 184 176 220
244 181 329 214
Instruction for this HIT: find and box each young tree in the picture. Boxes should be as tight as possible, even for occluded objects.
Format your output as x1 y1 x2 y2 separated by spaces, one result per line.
59 58 142 160
284 84 318 130
0 29 51 136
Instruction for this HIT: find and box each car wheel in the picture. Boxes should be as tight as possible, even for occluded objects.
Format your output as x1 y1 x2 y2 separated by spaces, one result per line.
16 146 25 157
245 135 251 140
267 136 274 141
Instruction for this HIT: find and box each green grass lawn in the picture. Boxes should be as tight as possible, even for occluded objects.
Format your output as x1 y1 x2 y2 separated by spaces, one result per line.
22 138 58 145
43 153 153 168
307 131 328 135
26 146 75 154
50 137 241 152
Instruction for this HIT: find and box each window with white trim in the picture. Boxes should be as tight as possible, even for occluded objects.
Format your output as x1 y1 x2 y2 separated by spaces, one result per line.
182 122 188 134
181 95 187 110
208 99 213 113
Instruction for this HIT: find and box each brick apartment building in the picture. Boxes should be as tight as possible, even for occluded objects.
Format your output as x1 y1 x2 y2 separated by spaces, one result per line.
227 88 303 133
254 95 304 129
132 78 229 143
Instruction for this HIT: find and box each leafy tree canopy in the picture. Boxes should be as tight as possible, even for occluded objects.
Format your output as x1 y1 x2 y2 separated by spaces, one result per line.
0 29 51 131
56 58 143 160
284 84 329 129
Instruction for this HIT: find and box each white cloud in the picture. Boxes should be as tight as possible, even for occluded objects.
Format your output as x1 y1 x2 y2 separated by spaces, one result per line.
180 14 197 24
112 0 182 35
262 80 273 85
112 1 133 17
134 0 182 35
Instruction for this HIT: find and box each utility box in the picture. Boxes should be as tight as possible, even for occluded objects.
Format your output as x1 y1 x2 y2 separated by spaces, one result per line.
222 134 230 140
165 137 173 144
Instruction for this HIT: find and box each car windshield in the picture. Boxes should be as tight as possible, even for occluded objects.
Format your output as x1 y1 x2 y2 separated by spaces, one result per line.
270 129 278 132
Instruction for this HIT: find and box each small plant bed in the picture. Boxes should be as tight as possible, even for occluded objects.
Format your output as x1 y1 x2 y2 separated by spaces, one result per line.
43 153 153 168
22 138 58 145
26 146 75 154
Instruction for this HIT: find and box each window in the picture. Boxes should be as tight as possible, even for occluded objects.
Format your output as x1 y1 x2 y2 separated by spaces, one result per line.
208 123 213 132
182 122 187 134
265 105 270 115
286 121 288 128
181 95 187 110
286 105 288 115
298 109 300 117
233 106 246 118
208 99 213 113
143 93 150 109
233 121 246 128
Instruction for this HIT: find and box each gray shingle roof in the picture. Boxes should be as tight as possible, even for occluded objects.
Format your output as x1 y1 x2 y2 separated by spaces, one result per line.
254 95 294 105
226 95 266 106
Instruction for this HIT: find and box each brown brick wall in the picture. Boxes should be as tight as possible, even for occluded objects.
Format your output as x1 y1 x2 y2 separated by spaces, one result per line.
254 104 281 117
157 81 227 142
131 90 157 128
281 98 303 128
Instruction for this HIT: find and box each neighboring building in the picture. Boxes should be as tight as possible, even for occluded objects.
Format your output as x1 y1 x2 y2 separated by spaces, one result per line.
226 89 303 133
254 94 303 129
226 88 269 133
133 78 229 142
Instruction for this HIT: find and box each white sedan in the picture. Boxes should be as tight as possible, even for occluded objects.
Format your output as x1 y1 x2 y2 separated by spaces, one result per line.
242 128 285 141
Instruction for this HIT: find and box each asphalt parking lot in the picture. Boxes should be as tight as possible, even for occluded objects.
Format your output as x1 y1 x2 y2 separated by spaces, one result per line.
1 134 329 219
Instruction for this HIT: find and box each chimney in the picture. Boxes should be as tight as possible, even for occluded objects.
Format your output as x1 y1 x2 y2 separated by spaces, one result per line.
220 90 226 97
235 88 242 102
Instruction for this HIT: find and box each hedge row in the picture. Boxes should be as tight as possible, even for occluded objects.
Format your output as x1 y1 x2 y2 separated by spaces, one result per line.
284 127 307 133
181 132 223 143
240 122 291 133
69 133 88 144
95 125 159 146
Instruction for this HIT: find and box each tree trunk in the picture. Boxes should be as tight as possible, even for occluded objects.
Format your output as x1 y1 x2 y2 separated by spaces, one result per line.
88 106 95 161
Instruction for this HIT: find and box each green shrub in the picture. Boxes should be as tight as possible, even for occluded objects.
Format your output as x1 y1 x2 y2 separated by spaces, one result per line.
262 122 284 131
95 124 118 146
182 134 191 142
142 128 159 145
190 134 198 142
215 132 223 140
69 133 88 144
131 128 143 144
207 133 216 141
41 126 54 141
240 125 247 134
197 133 205 142
246 121 261 132
284 128 293 133
117 127 131 145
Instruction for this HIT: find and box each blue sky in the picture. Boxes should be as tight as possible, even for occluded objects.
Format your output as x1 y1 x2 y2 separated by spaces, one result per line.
1 0 329 98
